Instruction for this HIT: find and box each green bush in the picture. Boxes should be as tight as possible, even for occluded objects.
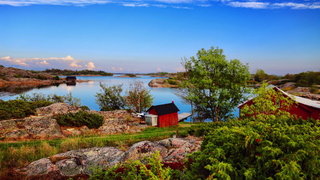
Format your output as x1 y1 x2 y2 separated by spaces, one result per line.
310 84 319 94
187 117 320 179
0 100 53 120
53 110 104 129
53 75 60 80
166 79 178 85
125 74 137 77
80 105 90 111
36 74 47 80
89 151 182 180
13 74 24 78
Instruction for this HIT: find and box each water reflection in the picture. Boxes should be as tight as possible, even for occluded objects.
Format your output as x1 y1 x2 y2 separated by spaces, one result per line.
0 76 240 121
66 82 76 86
0 84 53 97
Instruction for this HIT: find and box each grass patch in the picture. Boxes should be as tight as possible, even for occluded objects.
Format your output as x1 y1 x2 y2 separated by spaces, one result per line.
0 122 196 178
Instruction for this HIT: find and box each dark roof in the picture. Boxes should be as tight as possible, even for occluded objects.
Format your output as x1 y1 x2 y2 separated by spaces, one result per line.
66 76 77 79
146 102 180 116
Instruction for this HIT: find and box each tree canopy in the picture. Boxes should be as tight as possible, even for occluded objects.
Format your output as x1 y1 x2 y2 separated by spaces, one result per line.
125 80 154 113
182 46 251 122
95 83 125 111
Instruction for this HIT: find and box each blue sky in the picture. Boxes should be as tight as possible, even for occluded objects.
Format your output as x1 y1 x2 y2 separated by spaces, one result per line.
0 0 319 75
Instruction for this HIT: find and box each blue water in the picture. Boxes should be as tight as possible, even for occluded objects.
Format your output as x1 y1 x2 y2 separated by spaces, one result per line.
0 76 240 121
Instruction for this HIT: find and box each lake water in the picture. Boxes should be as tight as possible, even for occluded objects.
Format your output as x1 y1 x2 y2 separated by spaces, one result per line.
0 76 240 122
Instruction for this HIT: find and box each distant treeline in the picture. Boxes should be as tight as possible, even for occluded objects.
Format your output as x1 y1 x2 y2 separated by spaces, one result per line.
43 68 113 76
254 69 320 87
284 71 320 87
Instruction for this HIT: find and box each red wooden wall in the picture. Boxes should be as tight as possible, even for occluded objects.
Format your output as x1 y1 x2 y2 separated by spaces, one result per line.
148 108 179 127
239 99 320 120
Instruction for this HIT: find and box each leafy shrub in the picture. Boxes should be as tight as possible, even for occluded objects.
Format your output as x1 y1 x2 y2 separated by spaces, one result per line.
187 117 320 179
53 75 60 80
310 84 319 94
36 74 47 80
0 75 6 80
80 105 90 111
95 83 125 111
125 74 137 77
0 100 53 120
158 72 169 76
18 92 81 106
53 110 104 129
0 110 10 120
13 74 24 78
166 79 178 85
89 151 182 180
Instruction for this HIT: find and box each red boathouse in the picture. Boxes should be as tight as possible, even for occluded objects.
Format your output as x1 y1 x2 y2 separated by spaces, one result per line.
238 86 320 120
146 102 180 127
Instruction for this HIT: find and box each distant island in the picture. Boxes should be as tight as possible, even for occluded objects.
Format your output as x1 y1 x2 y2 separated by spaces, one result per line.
42 68 113 76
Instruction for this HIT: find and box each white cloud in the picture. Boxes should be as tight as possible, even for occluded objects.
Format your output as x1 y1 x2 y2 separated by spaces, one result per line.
272 2 320 9
36 60 49 65
156 0 193 3
0 56 11 60
70 62 82 68
0 0 319 10
172 6 192 9
227 1 269 9
157 67 161 72
122 3 149 7
0 0 111 6
112 67 116 71
153 4 167 8
0 55 96 70
85 62 95 70
198 4 211 7
119 67 123 71
0 56 29 66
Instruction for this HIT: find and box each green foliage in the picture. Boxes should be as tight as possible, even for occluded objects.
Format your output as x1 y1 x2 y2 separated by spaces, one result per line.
125 73 137 77
158 72 169 76
0 74 6 80
53 75 60 80
0 100 53 120
182 46 252 122
80 105 90 111
53 110 104 129
95 83 125 111
17 92 48 102
36 74 47 80
254 69 266 82
89 151 182 180
63 91 82 106
125 80 154 113
285 71 320 87
17 92 81 106
166 79 178 85
13 74 24 78
241 82 297 120
188 117 320 179
43 68 113 76
0 65 4 68
310 84 319 94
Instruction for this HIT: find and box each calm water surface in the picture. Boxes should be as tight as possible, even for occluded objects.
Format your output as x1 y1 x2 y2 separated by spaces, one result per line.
1 76 239 121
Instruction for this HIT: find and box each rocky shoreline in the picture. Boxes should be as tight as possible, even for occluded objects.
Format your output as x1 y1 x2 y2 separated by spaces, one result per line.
148 79 180 88
25 137 202 179
0 103 148 141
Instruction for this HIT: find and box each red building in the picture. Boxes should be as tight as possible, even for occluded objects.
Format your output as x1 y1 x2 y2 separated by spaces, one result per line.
238 86 320 120
146 102 180 127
